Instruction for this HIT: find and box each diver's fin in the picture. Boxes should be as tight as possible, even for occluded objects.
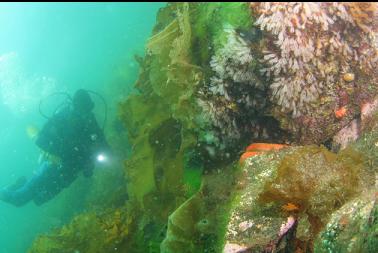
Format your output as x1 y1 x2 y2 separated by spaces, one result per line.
26 125 39 139
6 176 27 191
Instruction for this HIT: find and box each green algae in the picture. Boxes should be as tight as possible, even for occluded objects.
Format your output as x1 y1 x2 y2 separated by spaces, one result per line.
191 2 253 67
119 3 253 251
315 193 377 253
223 111 378 252
259 145 364 235
182 168 201 198
29 207 133 253
223 145 373 251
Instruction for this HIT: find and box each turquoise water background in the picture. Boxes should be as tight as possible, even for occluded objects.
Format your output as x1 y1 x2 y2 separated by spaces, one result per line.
0 3 164 252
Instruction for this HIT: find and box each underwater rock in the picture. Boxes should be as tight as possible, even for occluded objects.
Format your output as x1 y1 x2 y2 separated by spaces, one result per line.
223 111 378 251
224 151 290 252
259 146 364 235
197 26 285 147
223 242 248 253
196 2 378 147
332 118 361 150
224 143 372 252
197 21 289 148
251 2 378 144
332 96 378 150
315 191 377 253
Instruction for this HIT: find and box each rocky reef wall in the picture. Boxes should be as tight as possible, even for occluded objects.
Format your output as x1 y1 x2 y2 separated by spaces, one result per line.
29 3 377 253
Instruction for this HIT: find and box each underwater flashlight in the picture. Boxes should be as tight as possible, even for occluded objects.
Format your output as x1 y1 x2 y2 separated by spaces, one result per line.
96 153 107 163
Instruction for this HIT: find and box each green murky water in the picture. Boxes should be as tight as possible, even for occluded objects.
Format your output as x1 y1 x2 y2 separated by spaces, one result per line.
0 3 163 252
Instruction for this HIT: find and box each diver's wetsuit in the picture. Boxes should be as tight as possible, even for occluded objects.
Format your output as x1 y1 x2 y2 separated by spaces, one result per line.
1 104 109 207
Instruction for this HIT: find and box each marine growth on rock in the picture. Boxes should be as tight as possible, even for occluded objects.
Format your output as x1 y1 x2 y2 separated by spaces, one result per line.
197 27 286 148
252 2 378 118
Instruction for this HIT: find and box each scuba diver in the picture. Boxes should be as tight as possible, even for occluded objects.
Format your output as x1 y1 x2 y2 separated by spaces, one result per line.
0 89 110 207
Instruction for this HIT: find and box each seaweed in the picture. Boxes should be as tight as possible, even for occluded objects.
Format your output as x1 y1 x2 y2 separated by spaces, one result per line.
259 146 364 236
29 207 134 253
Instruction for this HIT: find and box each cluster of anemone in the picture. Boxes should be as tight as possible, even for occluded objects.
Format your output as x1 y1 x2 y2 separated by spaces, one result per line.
197 27 272 146
251 2 378 118
209 27 261 88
